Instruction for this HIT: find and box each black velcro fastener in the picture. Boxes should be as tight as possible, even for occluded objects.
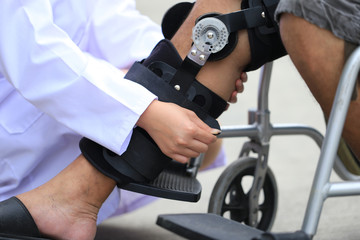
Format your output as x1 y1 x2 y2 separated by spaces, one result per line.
103 128 172 181
169 57 202 95
215 6 266 33
81 133 170 184
126 61 221 129
242 0 287 71
80 138 141 183
189 80 227 119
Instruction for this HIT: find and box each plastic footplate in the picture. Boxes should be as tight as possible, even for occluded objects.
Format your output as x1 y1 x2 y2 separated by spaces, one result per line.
157 213 263 240
121 162 202 202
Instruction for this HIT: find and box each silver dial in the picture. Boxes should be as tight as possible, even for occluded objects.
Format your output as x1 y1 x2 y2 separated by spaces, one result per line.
192 17 229 54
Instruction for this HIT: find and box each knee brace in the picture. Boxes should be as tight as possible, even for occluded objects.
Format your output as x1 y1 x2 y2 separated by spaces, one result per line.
162 0 287 71
80 39 227 186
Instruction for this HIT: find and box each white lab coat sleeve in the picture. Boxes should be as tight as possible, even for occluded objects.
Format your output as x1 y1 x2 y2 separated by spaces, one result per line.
0 0 158 155
84 0 164 69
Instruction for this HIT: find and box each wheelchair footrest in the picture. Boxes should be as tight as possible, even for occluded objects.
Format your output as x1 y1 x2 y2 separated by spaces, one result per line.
156 213 263 240
121 162 202 202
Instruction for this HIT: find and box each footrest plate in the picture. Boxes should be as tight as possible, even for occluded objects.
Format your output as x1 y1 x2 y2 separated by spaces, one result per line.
157 213 263 240
121 162 202 202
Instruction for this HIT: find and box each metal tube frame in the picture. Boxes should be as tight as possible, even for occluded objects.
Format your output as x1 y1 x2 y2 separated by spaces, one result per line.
215 46 360 238
301 47 360 238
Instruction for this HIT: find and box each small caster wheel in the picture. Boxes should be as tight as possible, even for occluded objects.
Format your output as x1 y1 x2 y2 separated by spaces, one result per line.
208 156 278 231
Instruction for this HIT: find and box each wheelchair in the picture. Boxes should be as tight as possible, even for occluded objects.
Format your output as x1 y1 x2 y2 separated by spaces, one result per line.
81 1 360 239
155 46 360 239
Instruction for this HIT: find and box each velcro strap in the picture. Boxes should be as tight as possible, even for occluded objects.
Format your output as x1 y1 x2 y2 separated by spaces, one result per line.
262 0 280 28
104 127 172 181
215 6 266 33
169 56 202 94
126 62 221 129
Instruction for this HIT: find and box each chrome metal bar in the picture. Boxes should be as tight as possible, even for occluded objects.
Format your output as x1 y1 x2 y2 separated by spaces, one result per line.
271 124 323 147
219 125 259 138
220 123 323 147
258 62 273 112
302 47 360 237
327 182 360 197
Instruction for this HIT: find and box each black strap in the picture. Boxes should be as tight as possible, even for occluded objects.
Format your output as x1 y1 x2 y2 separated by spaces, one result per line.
215 6 266 33
169 56 202 95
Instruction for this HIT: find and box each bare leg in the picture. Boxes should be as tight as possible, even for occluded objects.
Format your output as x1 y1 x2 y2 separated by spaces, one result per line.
279 13 360 159
200 138 223 170
17 155 116 240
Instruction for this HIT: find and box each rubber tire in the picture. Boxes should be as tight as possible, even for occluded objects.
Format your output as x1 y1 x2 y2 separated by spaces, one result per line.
208 156 278 231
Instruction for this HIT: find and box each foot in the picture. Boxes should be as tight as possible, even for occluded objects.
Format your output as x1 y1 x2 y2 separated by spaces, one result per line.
17 155 116 240
17 192 97 240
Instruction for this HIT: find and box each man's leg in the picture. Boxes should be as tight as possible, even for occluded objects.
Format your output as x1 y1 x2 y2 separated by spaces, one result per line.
171 0 250 101
279 13 360 160
80 0 264 188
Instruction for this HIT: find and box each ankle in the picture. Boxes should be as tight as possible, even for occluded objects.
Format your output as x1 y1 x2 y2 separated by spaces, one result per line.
16 155 116 239
17 186 99 240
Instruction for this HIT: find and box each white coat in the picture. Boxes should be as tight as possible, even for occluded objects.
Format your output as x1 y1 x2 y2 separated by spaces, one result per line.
0 0 163 223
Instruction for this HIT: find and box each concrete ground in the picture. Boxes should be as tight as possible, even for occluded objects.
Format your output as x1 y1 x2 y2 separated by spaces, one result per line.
95 1 360 239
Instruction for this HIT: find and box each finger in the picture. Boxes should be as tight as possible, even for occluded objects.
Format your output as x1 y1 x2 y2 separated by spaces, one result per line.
229 90 238 103
225 103 230 111
171 154 190 164
195 127 218 145
188 111 219 141
240 72 248 82
186 139 209 154
236 79 244 93
189 112 212 132
179 147 202 159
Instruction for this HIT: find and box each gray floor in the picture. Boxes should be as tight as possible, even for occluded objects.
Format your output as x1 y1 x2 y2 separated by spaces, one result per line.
95 1 360 239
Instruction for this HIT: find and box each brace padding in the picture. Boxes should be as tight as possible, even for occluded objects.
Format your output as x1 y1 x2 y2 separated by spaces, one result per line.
243 0 287 71
162 2 194 40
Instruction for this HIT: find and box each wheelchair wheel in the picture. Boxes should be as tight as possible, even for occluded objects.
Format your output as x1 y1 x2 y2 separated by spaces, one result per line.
208 156 278 231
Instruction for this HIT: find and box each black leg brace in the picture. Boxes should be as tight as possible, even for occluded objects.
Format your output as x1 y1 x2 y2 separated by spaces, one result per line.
80 0 287 187
80 39 227 186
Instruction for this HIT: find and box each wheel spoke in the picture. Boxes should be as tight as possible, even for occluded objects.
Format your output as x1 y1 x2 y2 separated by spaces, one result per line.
221 205 248 222
234 179 247 199
222 204 247 212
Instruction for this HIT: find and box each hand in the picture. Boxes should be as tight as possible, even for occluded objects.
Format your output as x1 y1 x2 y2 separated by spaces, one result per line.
226 72 247 109
137 100 219 163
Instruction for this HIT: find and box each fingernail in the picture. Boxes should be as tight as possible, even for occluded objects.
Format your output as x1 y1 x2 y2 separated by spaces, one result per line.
211 129 221 135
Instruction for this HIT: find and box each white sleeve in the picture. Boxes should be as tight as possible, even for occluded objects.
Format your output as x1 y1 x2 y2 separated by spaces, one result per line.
84 0 164 69
0 0 160 154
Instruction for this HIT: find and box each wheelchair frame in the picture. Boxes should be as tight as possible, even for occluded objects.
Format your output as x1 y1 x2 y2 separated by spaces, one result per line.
158 46 360 239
